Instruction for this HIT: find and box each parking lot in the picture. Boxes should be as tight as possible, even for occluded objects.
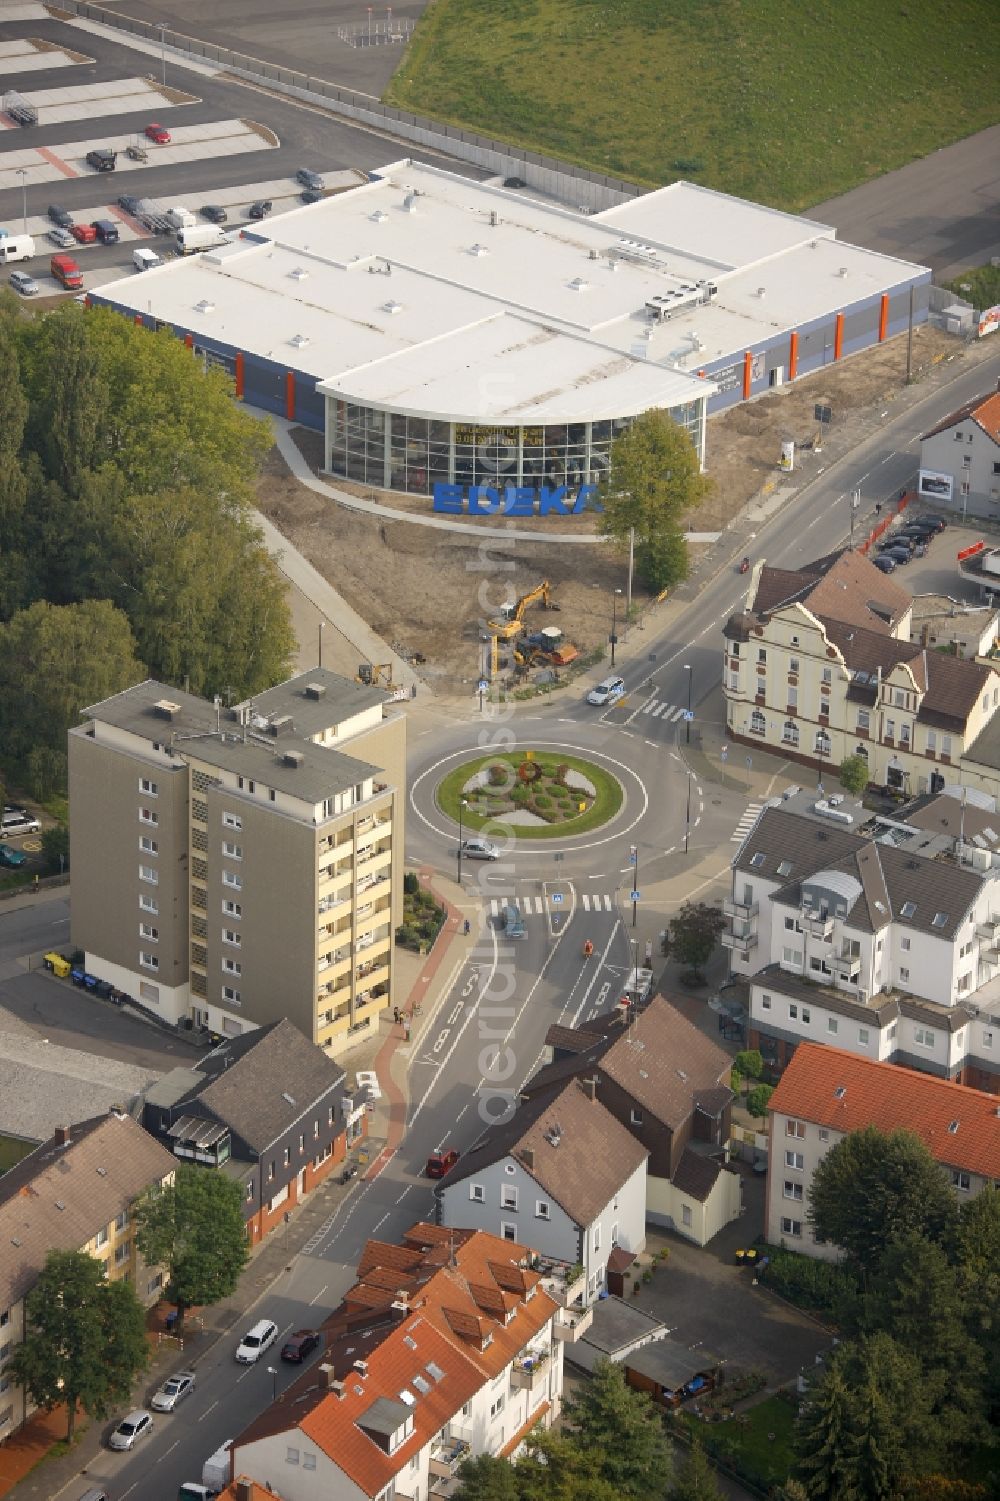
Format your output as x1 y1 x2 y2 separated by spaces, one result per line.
0 5 480 297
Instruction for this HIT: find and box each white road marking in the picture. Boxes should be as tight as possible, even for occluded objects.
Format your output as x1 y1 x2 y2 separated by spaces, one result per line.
308 1285 328 1306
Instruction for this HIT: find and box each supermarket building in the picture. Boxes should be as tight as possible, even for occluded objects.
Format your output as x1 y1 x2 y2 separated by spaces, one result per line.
92 159 931 511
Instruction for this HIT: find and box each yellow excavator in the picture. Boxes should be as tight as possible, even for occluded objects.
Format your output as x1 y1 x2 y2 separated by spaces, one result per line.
356 663 396 689
488 581 556 642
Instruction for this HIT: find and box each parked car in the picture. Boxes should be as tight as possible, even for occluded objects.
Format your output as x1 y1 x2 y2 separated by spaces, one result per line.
200 204 228 223
47 226 75 247
919 514 947 531
281 1330 322 1363
108 1409 153 1450
882 547 912 566
426 1148 459 1178
125 142 148 161
47 204 73 228
2 808 40 834
145 122 171 143
247 200 272 219
117 194 142 215
459 837 499 861
85 148 116 171
300 189 323 204
587 674 626 706
295 168 324 190
9 271 38 296
872 554 896 574
235 1318 278 1364
71 223 98 244
150 1370 196 1411
0 844 27 868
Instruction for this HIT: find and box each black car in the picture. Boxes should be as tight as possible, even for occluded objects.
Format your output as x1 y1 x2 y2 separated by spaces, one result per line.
47 204 73 228
295 168 324 191
247 200 272 220
300 189 323 205
86 147 116 171
201 204 228 224
117 194 142 215
919 514 948 531
503 175 526 189
281 1329 322 1363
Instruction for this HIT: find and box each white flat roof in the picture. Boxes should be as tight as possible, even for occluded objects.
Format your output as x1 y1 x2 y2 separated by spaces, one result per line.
96 159 929 424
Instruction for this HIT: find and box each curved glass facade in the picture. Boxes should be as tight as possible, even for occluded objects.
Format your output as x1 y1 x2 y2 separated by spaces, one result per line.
326 401 705 495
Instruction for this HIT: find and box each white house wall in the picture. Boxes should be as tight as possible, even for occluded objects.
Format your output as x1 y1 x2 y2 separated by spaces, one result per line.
234 1431 369 1501
438 1159 582 1266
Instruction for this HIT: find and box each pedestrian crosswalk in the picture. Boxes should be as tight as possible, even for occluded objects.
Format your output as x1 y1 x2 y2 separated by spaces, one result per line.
488 893 615 917
730 803 764 843
640 699 689 722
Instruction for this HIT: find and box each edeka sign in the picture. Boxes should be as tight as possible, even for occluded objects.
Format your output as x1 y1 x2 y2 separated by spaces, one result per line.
432 483 603 517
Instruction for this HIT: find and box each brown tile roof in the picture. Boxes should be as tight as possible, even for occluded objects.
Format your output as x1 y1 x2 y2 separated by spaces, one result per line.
750 549 910 633
670 1149 727 1203
443 1078 648 1227
0 1113 175 1311
768 1042 1000 1180
921 389 1000 445
822 619 991 728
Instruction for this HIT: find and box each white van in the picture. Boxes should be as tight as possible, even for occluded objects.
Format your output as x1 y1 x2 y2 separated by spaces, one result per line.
234 1318 277 1364
176 224 231 255
133 247 162 272
165 206 196 229
0 234 35 264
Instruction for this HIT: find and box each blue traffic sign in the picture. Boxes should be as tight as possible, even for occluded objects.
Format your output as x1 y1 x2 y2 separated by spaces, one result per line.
682 710 695 721
551 892 564 905
628 849 637 864
630 890 641 903
477 679 489 693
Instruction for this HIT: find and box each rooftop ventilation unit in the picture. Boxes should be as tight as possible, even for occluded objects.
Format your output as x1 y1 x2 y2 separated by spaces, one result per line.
194 299 214 314
153 699 182 720
289 333 309 349
469 242 489 256
489 210 499 227
615 237 658 264
304 682 326 700
370 209 388 223
289 266 308 280
838 266 849 277
756 286 766 298
569 276 589 292
588 247 600 260
383 300 403 315
402 193 417 213
282 750 305 769
268 715 295 737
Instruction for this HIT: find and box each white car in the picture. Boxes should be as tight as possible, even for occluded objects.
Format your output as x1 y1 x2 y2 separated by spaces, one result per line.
235 1318 278 1364
150 1369 196 1411
108 1408 153 1450
460 837 500 861
1 808 40 835
587 675 625 707
48 227 75 248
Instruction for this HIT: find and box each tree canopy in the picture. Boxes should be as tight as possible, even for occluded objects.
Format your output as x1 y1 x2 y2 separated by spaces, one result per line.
559 1358 672 1498
838 754 869 795
133 1165 248 1323
666 902 727 977
7 1250 148 1441
596 410 711 592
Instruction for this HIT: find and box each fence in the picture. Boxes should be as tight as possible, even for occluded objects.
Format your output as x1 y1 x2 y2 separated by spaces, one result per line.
56 1 641 214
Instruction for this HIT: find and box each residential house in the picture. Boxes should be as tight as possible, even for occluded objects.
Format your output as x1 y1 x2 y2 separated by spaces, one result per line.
434 1077 648 1304
723 547 999 796
521 998 740 1245
0 1111 174 1438
765 1042 1000 1260
69 669 404 1053
232 1223 565 1501
918 384 1000 517
727 788 1000 1091
141 1018 354 1245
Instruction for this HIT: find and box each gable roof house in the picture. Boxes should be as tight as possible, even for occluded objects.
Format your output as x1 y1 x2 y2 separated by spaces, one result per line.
766 1042 1000 1261
0 1111 175 1439
521 997 740 1246
141 1018 352 1245
723 547 1000 800
231 1224 563 1501
918 384 1000 517
434 1077 648 1305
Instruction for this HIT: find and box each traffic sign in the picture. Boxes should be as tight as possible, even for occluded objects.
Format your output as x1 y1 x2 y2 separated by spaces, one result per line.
720 745 728 763
630 890 641 903
628 847 637 865
477 679 489 694
551 892 564 905
682 710 695 721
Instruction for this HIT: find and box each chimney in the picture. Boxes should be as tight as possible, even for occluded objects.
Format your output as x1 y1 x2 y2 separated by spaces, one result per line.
521 1147 534 1171
54 1125 71 1146
353 1359 368 1378
580 1078 597 1101
318 1363 344 1395
235 1482 253 1501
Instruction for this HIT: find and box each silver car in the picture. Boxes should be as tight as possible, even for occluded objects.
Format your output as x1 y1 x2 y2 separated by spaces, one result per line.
108 1408 153 1450
9 270 38 297
150 1369 196 1411
460 837 500 861
587 675 625 707
48 227 75 248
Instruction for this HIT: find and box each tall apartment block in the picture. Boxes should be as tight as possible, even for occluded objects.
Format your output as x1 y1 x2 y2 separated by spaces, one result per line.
68 669 404 1054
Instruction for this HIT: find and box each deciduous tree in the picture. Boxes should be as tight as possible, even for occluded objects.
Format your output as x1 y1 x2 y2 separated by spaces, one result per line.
666 902 727 980
133 1166 248 1326
597 410 711 591
746 1083 774 1120
7 1250 148 1441
455 1454 521 1501
838 755 869 796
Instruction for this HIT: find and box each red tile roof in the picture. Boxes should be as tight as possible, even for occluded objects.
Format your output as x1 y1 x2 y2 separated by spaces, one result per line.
921 389 1000 445
768 1043 1000 1180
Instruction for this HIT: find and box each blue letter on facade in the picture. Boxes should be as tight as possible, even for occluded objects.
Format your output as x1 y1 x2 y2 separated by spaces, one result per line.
433 483 465 513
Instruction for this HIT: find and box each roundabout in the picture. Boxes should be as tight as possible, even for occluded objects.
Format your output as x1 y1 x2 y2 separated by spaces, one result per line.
435 749 623 840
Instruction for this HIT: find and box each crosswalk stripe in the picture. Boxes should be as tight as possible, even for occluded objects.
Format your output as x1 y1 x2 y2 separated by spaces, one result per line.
582 894 591 911
603 894 612 911
641 700 656 714
668 705 686 722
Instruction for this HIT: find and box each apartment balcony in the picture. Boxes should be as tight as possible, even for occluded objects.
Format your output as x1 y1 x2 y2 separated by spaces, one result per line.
723 897 758 920
722 929 758 953
356 961 390 992
511 1349 550 1392
829 953 862 981
535 1259 587 1310
428 1438 472 1481
553 1305 594 1341
357 847 392 881
976 916 1000 941
801 911 835 939
357 873 392 904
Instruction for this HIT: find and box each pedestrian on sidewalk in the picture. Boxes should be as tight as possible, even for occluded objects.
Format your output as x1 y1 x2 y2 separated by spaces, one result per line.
393 1006 401 1025
463 918 471 936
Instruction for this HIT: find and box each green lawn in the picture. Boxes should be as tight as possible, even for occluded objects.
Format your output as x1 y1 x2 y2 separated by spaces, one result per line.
436 750 623 840
386 0 1000 211
682 1393 796 1491
945 261 1000 311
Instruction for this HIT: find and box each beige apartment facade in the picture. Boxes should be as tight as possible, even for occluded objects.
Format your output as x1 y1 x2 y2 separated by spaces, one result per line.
69 670 404 1054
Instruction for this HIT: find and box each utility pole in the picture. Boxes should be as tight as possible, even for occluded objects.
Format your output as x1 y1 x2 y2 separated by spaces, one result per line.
625 526 634 641
15 168 26 234
156 21 167 87
905 285 914 385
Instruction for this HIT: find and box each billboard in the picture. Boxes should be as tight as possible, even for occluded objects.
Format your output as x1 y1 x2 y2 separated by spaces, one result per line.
433 482 603 517
918 468 954 501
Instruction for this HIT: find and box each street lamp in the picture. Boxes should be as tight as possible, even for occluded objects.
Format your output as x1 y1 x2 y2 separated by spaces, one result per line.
610 587 622 668
684 768 692 856
266 1365 278 1403
684 663 693 745
15 168 26 235
456 797 468 886
156 21 167 86
318 620 325 669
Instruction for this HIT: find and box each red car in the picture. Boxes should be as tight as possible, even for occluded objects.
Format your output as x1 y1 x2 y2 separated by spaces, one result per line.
145 122 171 143
70 223 97 243
426 1148 459 1179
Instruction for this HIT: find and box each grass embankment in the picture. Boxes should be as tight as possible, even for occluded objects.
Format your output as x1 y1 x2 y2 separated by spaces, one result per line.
437 751 623 840
386 0 1000 210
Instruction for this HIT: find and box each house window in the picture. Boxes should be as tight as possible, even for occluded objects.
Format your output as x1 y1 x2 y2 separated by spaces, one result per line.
942 736 952 758
139 865 158 885
682 1205 693 1227
901 936 910 950
750 708 766 735
139 778 158 796
223 812 242 830
780 1218 802 1237
858 1028 870 1045
222 870 242 890
822 667 832 685
139 835 158 854
818 1128 829 1142
900 724 911 747
827 1017 839 1035
630 1108 643 1126
283 1147 290 1167
802 1007 811 1024
758 648 766 664
761 993 771 1010
222 958 242 976
222 842 243 860
223 900 242 918
139 923 158 942
222 987 241 1005
782 947 803 967
900 968 910 983
789 1004 798 1020
857 709 870 732
222 929 241 947
782 720 799 747
885 719 895 741
536 1201 550 1219
786 1119 806 1139
490 1393 506 1420
952 1170 971 1192
593 1225 601 1252
790 657 800 674
94 1227 109 1249
114 1242 130 1266
500 1186 518 1210
785 1151 804 1169
815 730 831 755
139 952 159 971
783 1181 804 1202
729 675 739 691
927 730 937 753
139 808 158 826
914 1026 936 1048
983 1030 994 1049
139 894 158 914
500 1222 517 1242
957 972 972 994
470 1184 485 1203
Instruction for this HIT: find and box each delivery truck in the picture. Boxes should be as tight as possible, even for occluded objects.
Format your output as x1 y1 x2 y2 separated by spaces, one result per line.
50 253 83 289
0 234 34 264
133 247 162 272
176 224 231 255
165 205 196 229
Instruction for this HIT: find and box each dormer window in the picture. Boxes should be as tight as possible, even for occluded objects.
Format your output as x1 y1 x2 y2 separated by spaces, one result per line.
750 852 765 867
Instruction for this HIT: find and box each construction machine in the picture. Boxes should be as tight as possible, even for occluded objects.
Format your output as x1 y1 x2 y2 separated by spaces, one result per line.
356 663 408 700
487 580 556 642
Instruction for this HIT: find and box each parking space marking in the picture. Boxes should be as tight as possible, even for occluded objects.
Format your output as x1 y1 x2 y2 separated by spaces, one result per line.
35 143 79 179
0 40 91 75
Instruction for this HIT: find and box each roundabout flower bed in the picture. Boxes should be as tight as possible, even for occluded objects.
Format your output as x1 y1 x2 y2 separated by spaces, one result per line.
436 751 623 840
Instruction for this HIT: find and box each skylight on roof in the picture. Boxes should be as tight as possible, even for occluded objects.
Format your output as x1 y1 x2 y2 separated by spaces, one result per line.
834 1085 847 1099
399 1389 416 1406
412 1374 431 1394
426 1362 445 1382
403 1335 417 1350
900 901 916 918
932 911 948 928
948 1119 959 1134
777 860 793 877
750 852 765 867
